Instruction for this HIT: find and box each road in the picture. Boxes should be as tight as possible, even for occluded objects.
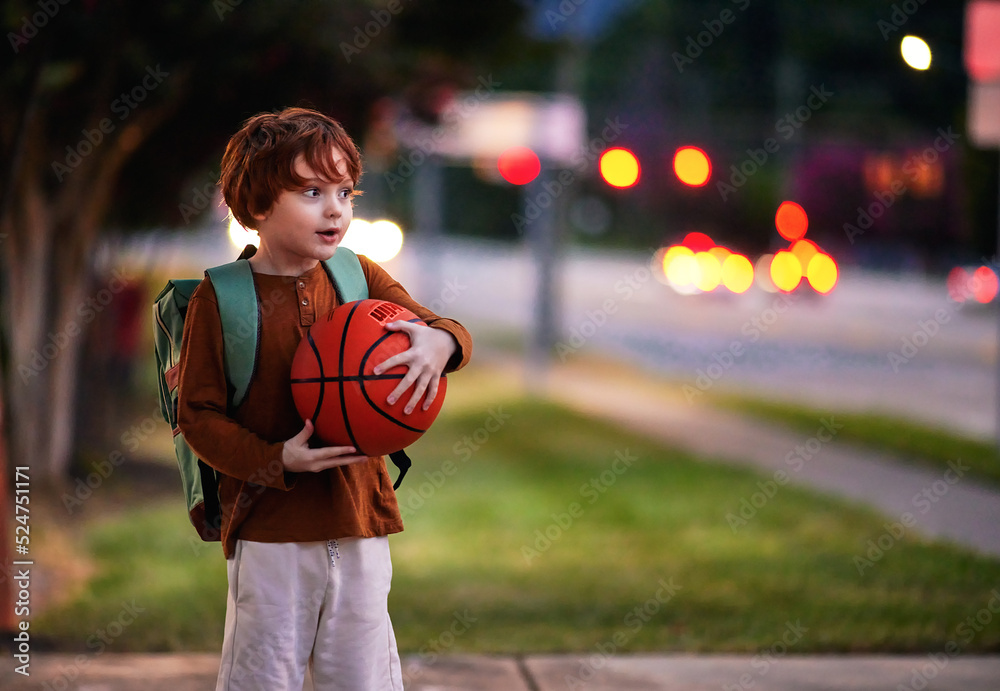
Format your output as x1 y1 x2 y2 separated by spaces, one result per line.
389 237 999 441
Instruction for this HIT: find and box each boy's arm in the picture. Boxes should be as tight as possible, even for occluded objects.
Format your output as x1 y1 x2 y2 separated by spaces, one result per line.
176 278 293 488
358 255 473 373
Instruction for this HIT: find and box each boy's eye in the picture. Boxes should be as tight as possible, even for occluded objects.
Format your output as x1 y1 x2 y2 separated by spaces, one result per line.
305 188 321 197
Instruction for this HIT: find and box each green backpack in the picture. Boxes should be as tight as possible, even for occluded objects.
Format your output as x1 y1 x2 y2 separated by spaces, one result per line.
153 245 409 542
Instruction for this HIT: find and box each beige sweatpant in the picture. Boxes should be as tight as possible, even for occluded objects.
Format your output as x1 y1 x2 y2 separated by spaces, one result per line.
216 537 403 691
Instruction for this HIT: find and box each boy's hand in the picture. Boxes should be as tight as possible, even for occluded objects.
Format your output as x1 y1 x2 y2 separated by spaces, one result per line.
373 321 458 414
281 419 369 472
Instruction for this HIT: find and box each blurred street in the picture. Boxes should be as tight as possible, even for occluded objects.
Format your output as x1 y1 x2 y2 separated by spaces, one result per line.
384 236 999 441
148 230 999 440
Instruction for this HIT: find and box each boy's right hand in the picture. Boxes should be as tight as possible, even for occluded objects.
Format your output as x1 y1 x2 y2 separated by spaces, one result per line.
281 419 370 472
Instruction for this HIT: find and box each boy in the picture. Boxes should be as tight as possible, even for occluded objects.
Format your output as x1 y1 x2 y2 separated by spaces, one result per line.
177 107 472 690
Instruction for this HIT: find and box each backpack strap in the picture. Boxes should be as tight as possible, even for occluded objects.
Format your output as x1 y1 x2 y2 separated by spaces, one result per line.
153 278 202 425
204 246 366 409
204 246 411 488
323 246 369 302
205 259 258 409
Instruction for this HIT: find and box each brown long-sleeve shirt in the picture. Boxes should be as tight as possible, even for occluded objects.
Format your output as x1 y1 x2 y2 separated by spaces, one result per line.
177 254 472 558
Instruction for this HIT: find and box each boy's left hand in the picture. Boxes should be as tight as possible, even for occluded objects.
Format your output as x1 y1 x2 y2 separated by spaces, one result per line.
373 321 458 414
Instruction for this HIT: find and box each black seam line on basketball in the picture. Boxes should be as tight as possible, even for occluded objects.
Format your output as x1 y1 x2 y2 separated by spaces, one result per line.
307 329 325 425
339 301 365 451
358 324 430 434
290 373 407 384
366 402 429 433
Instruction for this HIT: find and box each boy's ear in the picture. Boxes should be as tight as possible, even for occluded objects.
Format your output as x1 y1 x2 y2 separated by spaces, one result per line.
250 202 269 223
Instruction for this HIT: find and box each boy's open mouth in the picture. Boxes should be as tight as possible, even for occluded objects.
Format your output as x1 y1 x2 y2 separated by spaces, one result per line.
318 229 339 239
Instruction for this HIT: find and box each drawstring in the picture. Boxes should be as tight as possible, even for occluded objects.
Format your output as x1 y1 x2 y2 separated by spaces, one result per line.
388 450 411 489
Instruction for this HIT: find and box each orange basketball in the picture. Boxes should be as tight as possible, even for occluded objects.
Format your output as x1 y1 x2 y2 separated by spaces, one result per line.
290 299 447 457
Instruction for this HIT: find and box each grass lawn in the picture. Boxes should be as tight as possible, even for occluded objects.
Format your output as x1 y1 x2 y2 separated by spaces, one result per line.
711 394 1000 487
35 377 1000 655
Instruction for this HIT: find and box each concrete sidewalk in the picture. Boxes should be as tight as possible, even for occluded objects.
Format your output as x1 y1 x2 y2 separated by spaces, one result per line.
0 653 1000 691
527 353 1000 559
5 652 1000 690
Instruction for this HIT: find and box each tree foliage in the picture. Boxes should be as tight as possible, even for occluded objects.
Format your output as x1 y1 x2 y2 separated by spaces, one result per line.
0 0 527 481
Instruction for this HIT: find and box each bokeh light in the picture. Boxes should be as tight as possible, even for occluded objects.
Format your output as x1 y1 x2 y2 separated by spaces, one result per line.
755 254 777 292
659 231 837 296
673 146 712 187
901 35 932 70
806 252 839 294
600 148 641 188
694 251 722 292
972 266 999 304
708 246 732 264
775 201 809 242
340 219 404 262
770 251 803 292
660 234 757 295
682 231 715 252
229 215 259 249
947 267 971 302
790 239 819 267
947 266 999 304
948 267 970 301
665 250 700 294
662 244 695 271
497 146 541 185
721 253 754 294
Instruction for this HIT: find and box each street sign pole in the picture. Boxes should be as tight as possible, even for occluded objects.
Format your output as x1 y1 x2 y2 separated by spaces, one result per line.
524 171 560 392
964 1 1000 450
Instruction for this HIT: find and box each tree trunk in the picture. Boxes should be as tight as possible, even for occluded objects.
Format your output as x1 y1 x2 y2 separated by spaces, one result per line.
1 84 184 481
3 169 90 482
0 29 50 632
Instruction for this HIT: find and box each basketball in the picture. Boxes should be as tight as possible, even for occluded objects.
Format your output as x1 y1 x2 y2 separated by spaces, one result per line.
290 299 447 457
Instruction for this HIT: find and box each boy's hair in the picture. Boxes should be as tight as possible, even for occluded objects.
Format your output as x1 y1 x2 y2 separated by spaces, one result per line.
220 107 363 230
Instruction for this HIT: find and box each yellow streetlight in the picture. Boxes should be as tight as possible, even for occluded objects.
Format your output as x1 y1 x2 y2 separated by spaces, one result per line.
901 35 932 70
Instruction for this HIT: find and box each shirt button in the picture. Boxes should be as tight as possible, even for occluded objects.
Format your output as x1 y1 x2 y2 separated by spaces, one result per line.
301 299 309 306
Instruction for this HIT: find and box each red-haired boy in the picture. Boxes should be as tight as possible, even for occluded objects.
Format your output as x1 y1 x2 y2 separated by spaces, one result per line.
177 107 472 690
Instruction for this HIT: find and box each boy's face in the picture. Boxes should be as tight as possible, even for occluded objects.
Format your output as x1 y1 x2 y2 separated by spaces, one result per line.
253 149 355 273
